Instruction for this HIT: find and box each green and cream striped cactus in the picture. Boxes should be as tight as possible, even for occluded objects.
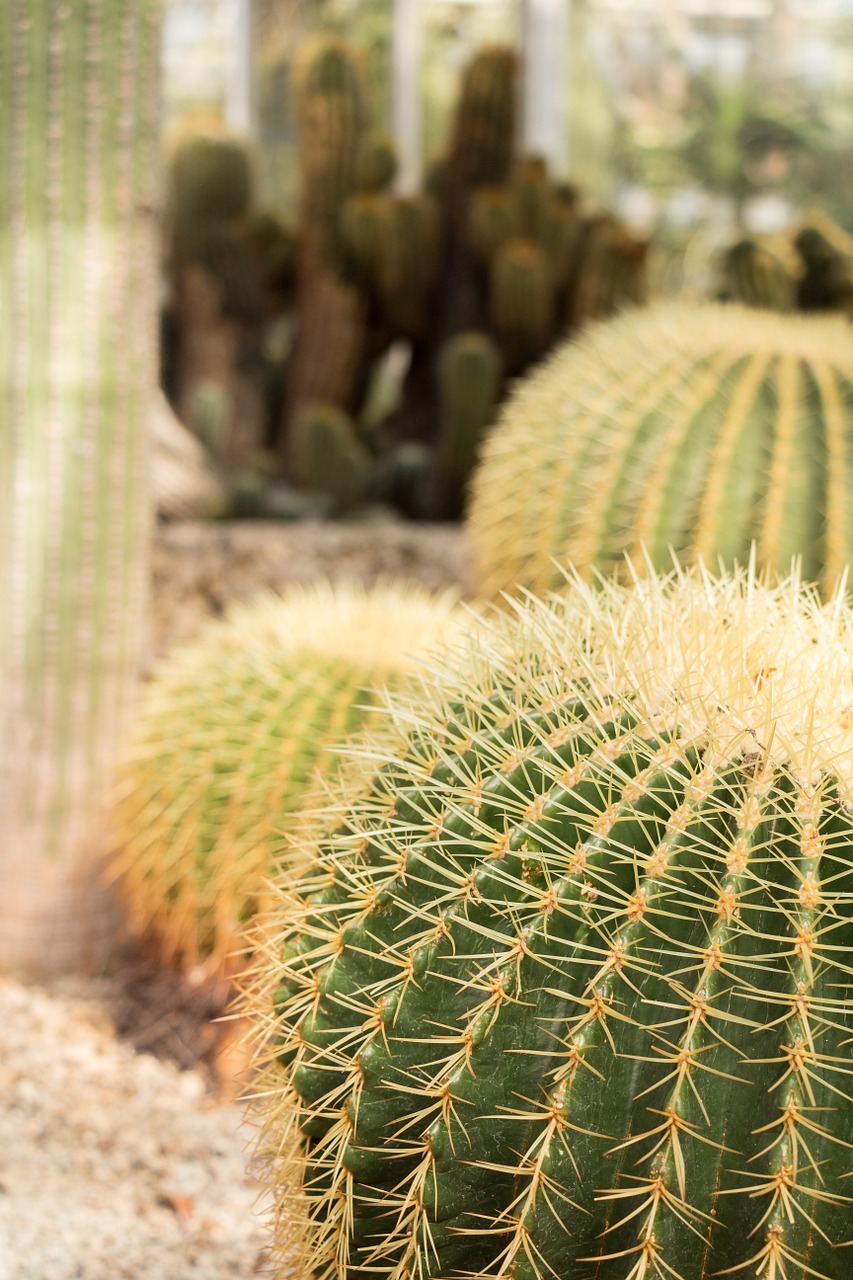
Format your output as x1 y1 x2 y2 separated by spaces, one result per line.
0 0 160 970
111 581 461 972
468 303 853 599
249 564 853 1280
295 33 370 270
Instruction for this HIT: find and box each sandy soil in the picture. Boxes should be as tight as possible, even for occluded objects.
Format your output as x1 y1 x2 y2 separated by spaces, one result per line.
0 976 273 1280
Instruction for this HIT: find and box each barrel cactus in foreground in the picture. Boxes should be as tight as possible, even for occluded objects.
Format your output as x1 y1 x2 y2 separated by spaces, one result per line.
467 303 853 598
111 580 460 972
249 564 853 1280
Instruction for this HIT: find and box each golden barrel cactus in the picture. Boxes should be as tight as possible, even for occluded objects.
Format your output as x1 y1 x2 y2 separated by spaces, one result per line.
467 304 853 598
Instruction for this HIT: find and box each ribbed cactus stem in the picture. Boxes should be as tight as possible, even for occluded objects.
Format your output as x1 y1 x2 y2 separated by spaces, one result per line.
490 238 556 374
0 0 160 971
468 303 853 599
437 330 502 517
249 565 853 1280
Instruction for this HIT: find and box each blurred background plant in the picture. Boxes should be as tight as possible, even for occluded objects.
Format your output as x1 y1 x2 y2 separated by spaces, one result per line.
152 0 853 527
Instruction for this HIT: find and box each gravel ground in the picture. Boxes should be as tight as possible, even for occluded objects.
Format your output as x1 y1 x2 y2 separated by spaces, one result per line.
0 977 272 1280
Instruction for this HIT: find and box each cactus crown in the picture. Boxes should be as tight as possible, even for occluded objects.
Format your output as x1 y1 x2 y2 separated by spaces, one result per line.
251 563 853 1280
468 302 853 598
111 580 461 970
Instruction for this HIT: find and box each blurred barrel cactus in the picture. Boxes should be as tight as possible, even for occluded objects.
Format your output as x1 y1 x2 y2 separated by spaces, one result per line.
468 303 853 598
111 581 460 971
249 564 853 1280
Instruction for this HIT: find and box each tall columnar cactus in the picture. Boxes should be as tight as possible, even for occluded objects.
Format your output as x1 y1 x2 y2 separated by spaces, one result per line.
0 0 160 971
468 303 853 599
355 133 397 195
290 402 372 514
248 565 853 1280
294 33 370 271
436 330 502 518
467 186 517 265
444 45 518 235
377 195 442 340
510 154 551 241
489 239 556 374
111 580 461 972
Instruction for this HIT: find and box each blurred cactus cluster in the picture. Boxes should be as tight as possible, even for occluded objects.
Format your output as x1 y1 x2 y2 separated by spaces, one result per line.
159 34 649 523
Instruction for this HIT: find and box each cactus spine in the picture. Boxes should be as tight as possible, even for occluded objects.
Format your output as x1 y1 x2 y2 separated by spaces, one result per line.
250 565 853 1280
468 303 853 599
436 331 502 517
0 0 160 970
111 581 461 971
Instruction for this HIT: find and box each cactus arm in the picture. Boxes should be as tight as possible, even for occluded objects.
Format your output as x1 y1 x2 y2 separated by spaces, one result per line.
690 353 774 567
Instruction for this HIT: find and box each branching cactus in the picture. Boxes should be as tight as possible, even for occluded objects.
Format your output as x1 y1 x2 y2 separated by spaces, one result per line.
111 581 461 972
468 303 853 599
248 564 853 1280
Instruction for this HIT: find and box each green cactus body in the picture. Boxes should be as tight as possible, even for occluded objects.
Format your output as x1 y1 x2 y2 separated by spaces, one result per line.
540 198 583 290
0 0 160 969
445 46 518 233
570 215 649 327
295 33 370 270
468 303 853 599
356 134 397 194
111 581 461 971
794 215 853 313
510 154 551 241
467 187 517 265
377 196 441 340
291 403 372 513
169 133 253 247
489 238 556 374
341 193 390 293
251 566 853 1280
437 331 502 517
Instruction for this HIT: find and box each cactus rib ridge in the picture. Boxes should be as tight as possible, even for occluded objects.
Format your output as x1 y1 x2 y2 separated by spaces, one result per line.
248 561 853 1280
